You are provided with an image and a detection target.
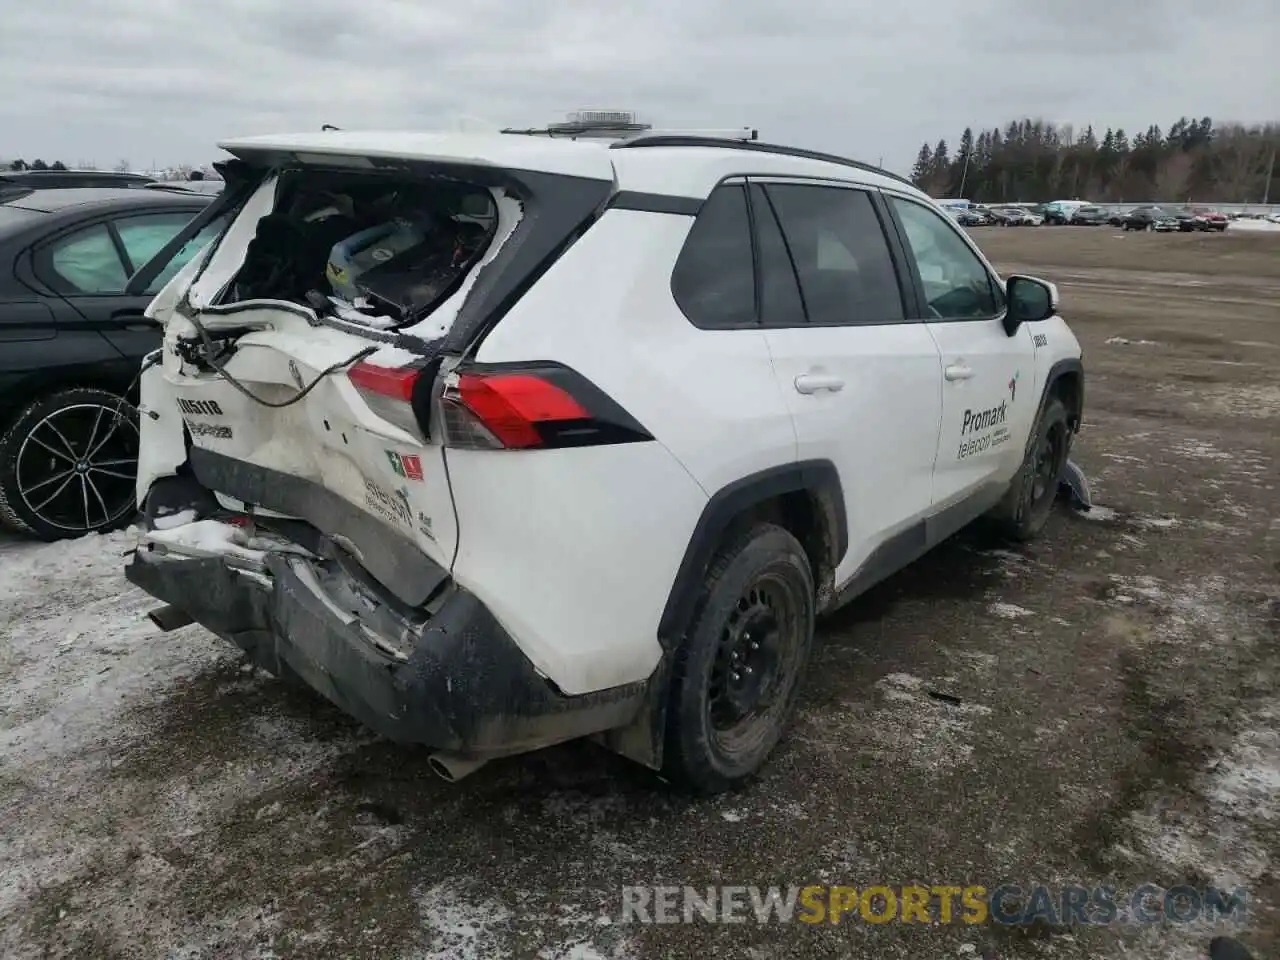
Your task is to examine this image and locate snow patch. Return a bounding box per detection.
[1078,505,1118,521]
[413,884,513,960]
[857,673,993,772]
[988,602,1033,619]
[152,508,197,530]
[1105,336,1159,346]
[1227,218,1280,232]
[0,532,230,767]
[1171,439,1233,461]
[1209,719,1280,821]
[1133,514,1181,530]
[1114,688,1278,949]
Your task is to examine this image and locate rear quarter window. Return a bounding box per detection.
[670,183,756,329]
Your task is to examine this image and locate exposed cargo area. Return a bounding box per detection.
[209,170,501,332]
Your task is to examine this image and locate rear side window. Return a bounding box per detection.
[141,215,229,295]
[45,224,129,294]
[670,184,756,329]
[114,211,198,273]
[762,183,905,325]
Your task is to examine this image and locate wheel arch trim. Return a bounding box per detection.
[656,459,847,649]
[1027,358,1083,455]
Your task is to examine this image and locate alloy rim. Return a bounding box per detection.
[15,403,139,532]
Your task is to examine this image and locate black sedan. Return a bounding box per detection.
[1121,206,1183,232]
[948,208,989,227]
[1070,205,1111,226]
[0,188,220,540]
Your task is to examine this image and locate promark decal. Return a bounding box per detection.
[956,373,1018,461]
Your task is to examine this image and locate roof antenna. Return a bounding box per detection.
[321,124,341,132]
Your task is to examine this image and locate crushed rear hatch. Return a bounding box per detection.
[144,134,617,603]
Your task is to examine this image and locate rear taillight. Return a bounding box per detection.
[347,360,426,439]
[439,364,652,451]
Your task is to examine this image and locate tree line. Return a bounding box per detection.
[7,159,71,171]
[909,117,1279,204]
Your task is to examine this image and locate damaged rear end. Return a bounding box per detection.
[126,133,649,772]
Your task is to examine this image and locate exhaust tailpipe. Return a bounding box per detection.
[147,604,195,632]
[428,752,488,783]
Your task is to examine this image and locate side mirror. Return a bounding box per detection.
[1003,275,1058,335]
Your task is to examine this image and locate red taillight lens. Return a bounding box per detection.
[347,361,425,438]
[448,372,588,449]
[348,361,419,401]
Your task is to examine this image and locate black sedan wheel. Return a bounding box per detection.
[0,387,140,541]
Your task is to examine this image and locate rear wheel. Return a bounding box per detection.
[0,387,140,541]
[663,524,815,794]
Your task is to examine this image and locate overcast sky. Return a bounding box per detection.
[3,0,1277,175]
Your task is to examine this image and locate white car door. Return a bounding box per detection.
[884,193,1037,528]
[751,179,944,586]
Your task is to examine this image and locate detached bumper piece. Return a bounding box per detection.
[125,549,644,759]
[1059,458,1093,510]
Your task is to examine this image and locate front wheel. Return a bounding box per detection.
[0,387,140,540]
[662,524,815,794]
[988,397,1071,542]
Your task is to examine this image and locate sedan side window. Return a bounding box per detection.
[115,212,195,272]
[890,197,1003,321]
[45,224,129,294]
[140,215,228,295]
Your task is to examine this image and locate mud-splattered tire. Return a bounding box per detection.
[0,387,140,541]
[662,524,815,795]
[989,397,1071,542]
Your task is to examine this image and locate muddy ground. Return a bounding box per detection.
[2,226,1278,959]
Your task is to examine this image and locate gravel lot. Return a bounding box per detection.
[2,226,1278,960]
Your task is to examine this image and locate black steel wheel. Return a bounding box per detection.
[663,523,814,794]
[0,387,140,541]
[988,396,1071,542]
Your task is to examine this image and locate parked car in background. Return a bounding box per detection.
[990,207,1040,226]
[1070,206,1111,226]
[1121,206,1182,232]
[143,180,225,197]
[0,187,219,539]
[0,169,155,200]
[950,207,989,227]
[1042,200,1088,224]
[1186,207,1228,231]
[1107,209,1129,227]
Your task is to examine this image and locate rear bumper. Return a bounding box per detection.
[125,548,646,758]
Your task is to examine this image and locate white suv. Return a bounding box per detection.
[127,131,1084,793]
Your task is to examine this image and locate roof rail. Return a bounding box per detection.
[609,136,912,187]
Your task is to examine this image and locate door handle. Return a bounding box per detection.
[794,373,845,394]
[944,364,974,381]
[110,309,156,331]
